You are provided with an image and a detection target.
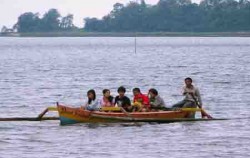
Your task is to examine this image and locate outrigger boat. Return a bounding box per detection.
[56,103,213,125]
[0,103,225,125]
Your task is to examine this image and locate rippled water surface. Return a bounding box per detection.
[0,37,250,158]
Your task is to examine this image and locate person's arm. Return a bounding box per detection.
[81,101,88,109]
[126,97,131,106]
[114,96,118,105]
[142,95,150,105]
[150,98,160,107]
[99,98,105,107]
[151,96,166,107]
[195,88,202,107]
[111,97,115,106]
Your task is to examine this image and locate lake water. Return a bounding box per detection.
[0,37,250,158]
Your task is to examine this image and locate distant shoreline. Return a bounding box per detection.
[1,32,250,37]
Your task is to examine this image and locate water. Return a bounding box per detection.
[0,37,249,158]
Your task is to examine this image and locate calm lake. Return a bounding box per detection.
[0,37,250,158]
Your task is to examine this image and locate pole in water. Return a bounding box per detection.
[134,33,137,54]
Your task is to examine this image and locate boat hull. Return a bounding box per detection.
[57,104,193,125]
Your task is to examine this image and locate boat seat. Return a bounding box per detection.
[100,107,121,112]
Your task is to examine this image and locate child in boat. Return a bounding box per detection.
[114,86,132,111]
[132,88,150,112]
[83,89,101,111]
[100,89,115,107]
[148,88,167,111]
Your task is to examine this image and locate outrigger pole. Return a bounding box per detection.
[0,117,59,121]
[0,107,59,121]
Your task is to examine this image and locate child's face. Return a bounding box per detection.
[118,91,125,97]
[149,92,156,98]
[104,91,110,98]
[133,91,139,96]
[88,93,94,99]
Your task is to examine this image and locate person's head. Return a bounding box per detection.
[148,88,158,98]
[117,86,126,97]
[87,89,96,104]
[133,88,141,96]
[185,77,193,87]
[103,89,111,98]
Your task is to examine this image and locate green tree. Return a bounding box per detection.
[60,14,75,30]
[15,12,41,32]
[84,18,104,32]
[40,9,61,32]
[1,26,8,32]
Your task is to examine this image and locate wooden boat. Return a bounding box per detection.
[57,104,206,125]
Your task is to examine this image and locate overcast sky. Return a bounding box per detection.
[0,0,201,29]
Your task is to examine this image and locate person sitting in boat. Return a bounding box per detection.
[172,77,202,117]
[148,88,167,111]
[100,89,115,107]
[83,89,101,111]
[132,88,150,112]
[114,86,132,111]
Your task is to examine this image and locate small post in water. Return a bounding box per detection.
[134,33,137,54]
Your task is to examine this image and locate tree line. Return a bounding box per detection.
[10,9,77,33]
[3,0,250,33]
[85,0,250,32]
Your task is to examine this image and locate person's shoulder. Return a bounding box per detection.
[182,86,187,91]
[143,94,149,99]
[156,95,163,100]
[193,85,199,90]
[96,97,103,102]
[115,96,119,99]
[124,95,130,100]
[122,95,128,98]
[141,93,147,97]
[156,95,162,98]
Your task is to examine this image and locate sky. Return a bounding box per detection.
[0,0,201,29]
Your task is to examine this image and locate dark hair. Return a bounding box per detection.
[102,89,110,94]
[149,88,158,95]
[87,89,96,104]
[117,86,126,93]
[103,89,113,103]
[133,88,141,93]
[185,77,193,82]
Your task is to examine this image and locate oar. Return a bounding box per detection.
[190,93,213,119]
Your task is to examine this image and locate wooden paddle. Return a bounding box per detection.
[190,93,213,119]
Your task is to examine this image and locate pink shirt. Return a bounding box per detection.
[100,97,115,107]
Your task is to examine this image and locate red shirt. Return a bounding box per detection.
[133,93,150,107]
